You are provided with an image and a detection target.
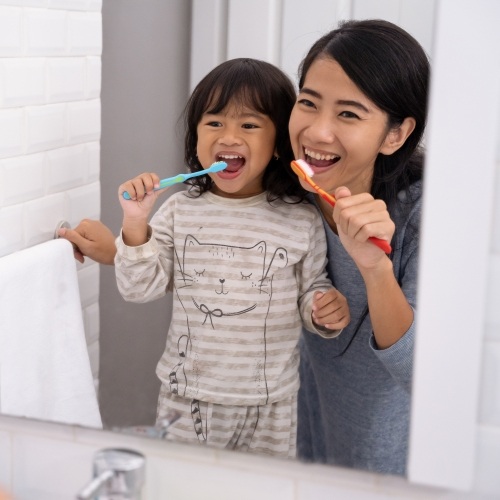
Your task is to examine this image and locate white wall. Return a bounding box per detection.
[0,1,102,385]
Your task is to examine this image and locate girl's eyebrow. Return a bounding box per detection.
[299,87,370,113]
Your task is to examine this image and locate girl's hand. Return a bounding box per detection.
[118,172,165,220]
[118,172,168,246]
[332,186,395,269]
[312,289,350,331]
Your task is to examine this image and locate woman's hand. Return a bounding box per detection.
[332,186,395,269]
[58,219,117,265]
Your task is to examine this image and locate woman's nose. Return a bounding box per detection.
[305,114,336,144]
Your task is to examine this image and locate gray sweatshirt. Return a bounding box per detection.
[297,181,422,476]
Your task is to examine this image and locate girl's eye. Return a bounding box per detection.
[240,272,252,280]
[206,121,222,127]
[339,110,360,119]
[242,123,258,129]
[297,98,315,108]
[194,269,205,276]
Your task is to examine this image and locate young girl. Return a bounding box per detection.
[114,58,349,458]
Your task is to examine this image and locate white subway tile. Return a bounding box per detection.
[0,431,12,488]
[0,204,24,257]
[87,0,102,13]
[0,7,23,57]
[11,434,95,500]
[24,8,67,56]
[23,192,66,247]
[76,256,99,307]
[47,57,86,103]
[65,180,100,223]
[0,153,46,205]
[46,144,87,193]
[0,108,24,159]
[49,0,88,10]
[85,56,101,98]
[474,425,500,497]
[86,141,99,182]
[67,99,100,145]
[18,1,49,7]
[83,298,99,344]
[1,58,46,107]
[68,11,102,55]
[26,103,66,154]
[478,341,500,426]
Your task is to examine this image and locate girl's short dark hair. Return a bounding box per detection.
[298,19,430,206]
[184,58,305,202]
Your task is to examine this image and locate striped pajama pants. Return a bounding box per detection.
[156,385,297,458]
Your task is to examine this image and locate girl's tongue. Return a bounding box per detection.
[220,157,245,172]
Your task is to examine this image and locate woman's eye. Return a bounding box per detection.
[240,272,252,280]
[339,110,360,119]
[297,98,315,108]
[194,269,205,276]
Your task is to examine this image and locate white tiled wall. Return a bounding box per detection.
[0,1,101,388]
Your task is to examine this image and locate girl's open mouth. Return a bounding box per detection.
[216,154,245,178]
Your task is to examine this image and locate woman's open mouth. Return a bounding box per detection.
[304,148,340,172]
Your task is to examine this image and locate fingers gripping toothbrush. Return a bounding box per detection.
[122,161,228,200]
[290,159,392,254]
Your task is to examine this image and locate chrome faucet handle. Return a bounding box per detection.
[77,448,145,500]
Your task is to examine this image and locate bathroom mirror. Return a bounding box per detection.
[1,0,493,491]
[97,0,437,432]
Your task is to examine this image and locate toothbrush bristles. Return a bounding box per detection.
[293,159,314,177]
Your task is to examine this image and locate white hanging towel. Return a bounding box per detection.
[0,238,102,428]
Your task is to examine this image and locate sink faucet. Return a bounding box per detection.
[76,448,146,500]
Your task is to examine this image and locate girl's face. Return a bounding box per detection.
[289,57,394,196]
[196,100,276,198]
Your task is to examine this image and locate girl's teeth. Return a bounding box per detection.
[219,154,242,159]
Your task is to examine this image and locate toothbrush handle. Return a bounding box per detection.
[368,237,392,254]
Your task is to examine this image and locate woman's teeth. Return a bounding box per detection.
[304,148,338,161]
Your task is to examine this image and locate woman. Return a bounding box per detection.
[59,19,429,476]
[290,19,429,475]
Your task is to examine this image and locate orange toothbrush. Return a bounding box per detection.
[291,159,392,254]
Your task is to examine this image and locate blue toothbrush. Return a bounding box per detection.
[122,161,228,200]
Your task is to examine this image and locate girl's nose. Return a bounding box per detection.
[218,127,243,146]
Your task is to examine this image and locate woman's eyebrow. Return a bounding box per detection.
[337,99,370,113]
[299,87,370,113]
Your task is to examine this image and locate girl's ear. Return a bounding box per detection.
[380,117,416,155]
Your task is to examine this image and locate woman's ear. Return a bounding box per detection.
[380,117,416,155]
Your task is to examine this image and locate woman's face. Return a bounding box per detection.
[289,57,393,196]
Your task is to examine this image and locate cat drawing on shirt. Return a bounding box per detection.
[168,234,288,400]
